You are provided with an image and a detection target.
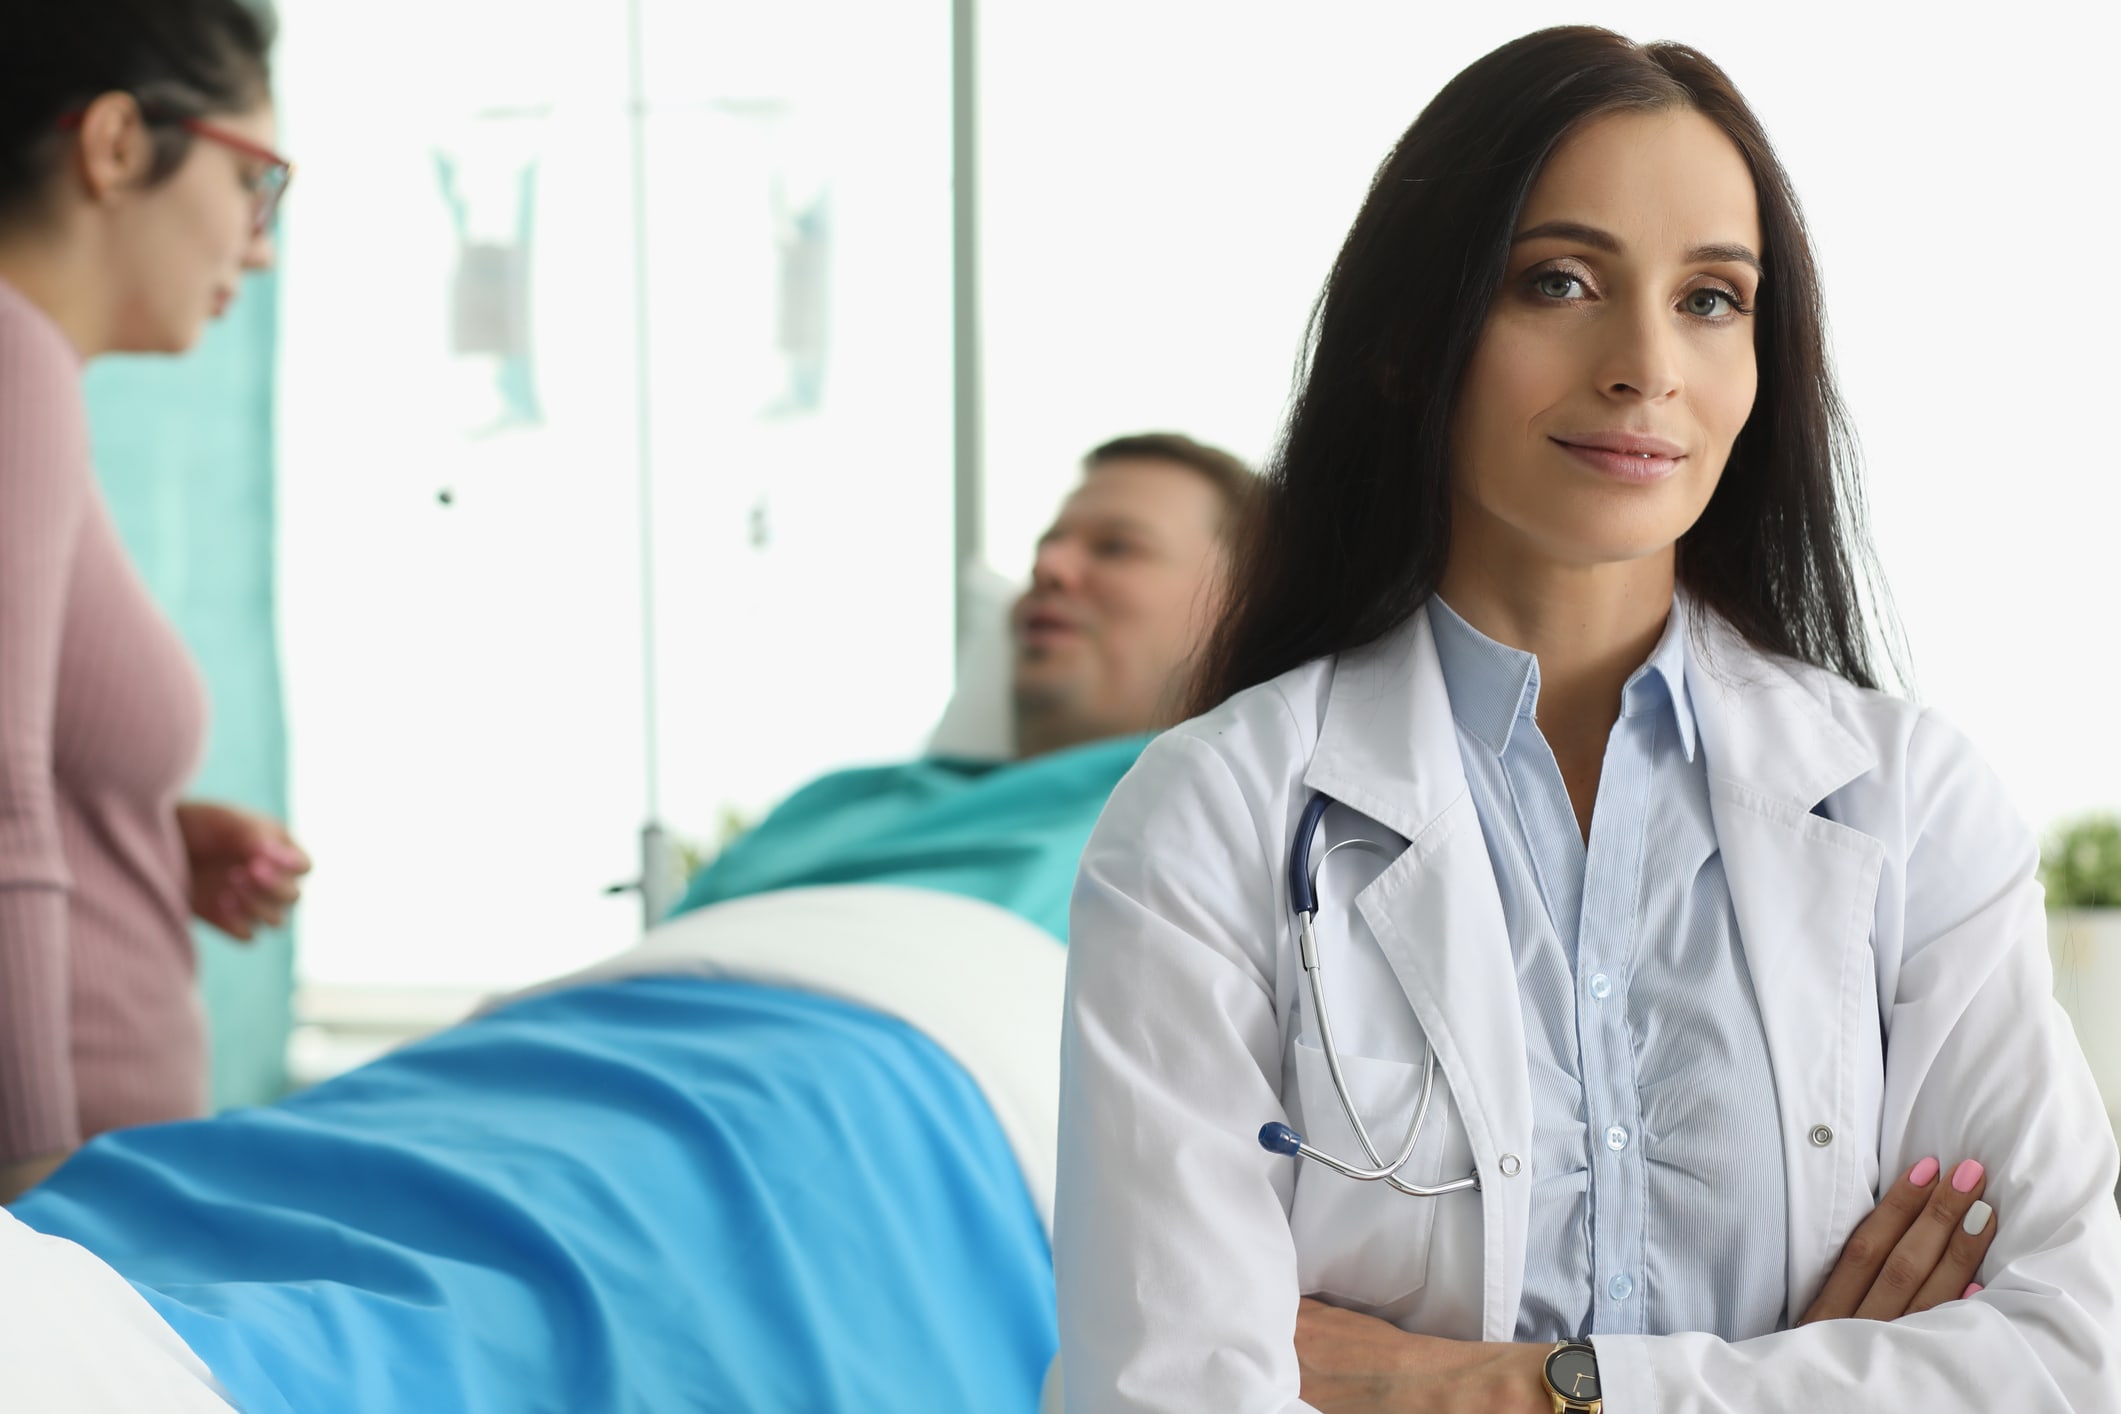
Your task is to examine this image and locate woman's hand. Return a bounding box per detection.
[1799,1155,1997,1322]
[1295,1298,1550,1413]
[176,800,311,942]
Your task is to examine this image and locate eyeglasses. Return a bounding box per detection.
[57,106,294,236]
[181,117,293,236]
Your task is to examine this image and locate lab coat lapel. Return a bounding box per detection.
[1303,603,1534,1341]
[1685,606,1886,1312]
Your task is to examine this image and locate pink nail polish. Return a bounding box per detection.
[1962,1282,1983,1299]
[1952,1159,1984,1193]
[1908,1156,1940,1187]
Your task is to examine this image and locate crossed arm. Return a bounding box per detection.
[1293,1151,2004,1410]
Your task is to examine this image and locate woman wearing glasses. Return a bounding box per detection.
[0,0,306,1203]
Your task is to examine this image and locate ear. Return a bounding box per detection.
[70,91,159,202]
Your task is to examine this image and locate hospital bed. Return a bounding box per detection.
[4,883,1068,1413]
[2,573,1083,1412]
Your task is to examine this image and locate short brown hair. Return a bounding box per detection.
[1083,432,1256,541]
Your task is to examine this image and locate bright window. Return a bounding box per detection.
[277,0,951,990]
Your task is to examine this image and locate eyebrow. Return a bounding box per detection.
[1039,515,1160,544]
[1512,220,1763,276]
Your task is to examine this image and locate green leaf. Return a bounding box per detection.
[2042,813,2121,910]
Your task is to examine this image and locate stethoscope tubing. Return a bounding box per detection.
[1258,793,1481,1198]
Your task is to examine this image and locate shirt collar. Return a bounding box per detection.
[1426,594,1539,757]
[1426,592,1698,763]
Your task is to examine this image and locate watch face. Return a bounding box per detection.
[1545,1344,1600,1403]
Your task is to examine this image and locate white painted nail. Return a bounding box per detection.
[1963,1200,1993,1236]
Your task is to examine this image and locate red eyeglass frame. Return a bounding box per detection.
[57,106,294,235]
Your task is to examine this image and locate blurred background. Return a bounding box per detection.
[96,0,2118,1105]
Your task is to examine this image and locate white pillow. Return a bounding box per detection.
[926,561,1022,761]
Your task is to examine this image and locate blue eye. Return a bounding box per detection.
[1533,271,1585,300]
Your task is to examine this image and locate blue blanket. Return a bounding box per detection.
[13,977,1055,1414]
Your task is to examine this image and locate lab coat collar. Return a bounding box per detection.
[1301,602,1462,845]
[1682,602,1878,809]
[1304,591,1879,832]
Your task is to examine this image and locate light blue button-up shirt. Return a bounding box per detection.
[1426,594,1788,1341]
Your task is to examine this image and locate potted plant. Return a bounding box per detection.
[2045,813,2121,1129]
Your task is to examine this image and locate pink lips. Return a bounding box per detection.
[1551,430,1685,484]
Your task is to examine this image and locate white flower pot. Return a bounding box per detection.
[2049,909,2121,1134]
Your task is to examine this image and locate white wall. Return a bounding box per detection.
[978,2,2121,836]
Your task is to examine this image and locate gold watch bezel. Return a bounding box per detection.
[1541,1339,1603,1413]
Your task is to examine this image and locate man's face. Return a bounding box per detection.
[1009,458,1229,750]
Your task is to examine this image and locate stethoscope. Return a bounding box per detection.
[1256,792,1481,1198]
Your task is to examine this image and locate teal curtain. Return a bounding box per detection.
[84,273,291,1110]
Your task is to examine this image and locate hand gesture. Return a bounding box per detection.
[1799,1156,1996,1322]
[176,800,311,942]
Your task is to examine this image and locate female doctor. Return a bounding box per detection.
[1054,25,2121,1414]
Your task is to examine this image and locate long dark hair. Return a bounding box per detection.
[0,0,275,228]
[1190,26,1905,715]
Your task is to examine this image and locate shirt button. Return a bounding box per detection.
[1605,1125,1630,1152]
[1608,1272,1634,1301]
[1588,972,1613,1000]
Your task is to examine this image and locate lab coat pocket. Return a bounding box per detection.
[1287,1037,1449,1308]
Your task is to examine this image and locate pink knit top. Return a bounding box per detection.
[0,277,210,1164]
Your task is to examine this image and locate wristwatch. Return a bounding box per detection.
[1541,1340,1602,1413]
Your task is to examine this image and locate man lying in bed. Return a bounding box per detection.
[672,431,1254,941]
[0,432,1255,1414]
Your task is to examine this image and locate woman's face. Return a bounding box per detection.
[106,101,279,354]
[1447,107,1763,579]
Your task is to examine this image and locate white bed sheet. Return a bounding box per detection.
[0,1206,233,1411]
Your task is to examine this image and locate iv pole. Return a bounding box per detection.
[616,1,980,926]
[952,0,983,647]
[619,0,680,927]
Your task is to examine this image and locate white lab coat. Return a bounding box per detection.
[1056,598,2121,1412]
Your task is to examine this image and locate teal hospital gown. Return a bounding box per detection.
[669,733,1153,942]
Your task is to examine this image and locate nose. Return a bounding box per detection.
[1030,535,1087,593]
[241,227,276,272]
[1598,295,1683,404]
